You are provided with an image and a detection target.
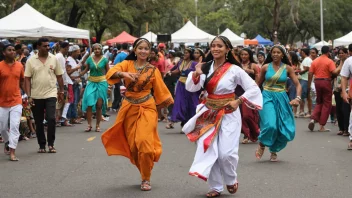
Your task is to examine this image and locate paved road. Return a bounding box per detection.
[0,113,351,198]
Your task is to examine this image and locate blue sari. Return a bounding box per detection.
[258,63,295,152]
[82,56,109,114]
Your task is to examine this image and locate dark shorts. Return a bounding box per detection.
[299,79,308,99]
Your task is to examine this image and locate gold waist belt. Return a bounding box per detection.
[88,75,106,82]
[263,86,285,92]
[125,94,152,104]
[205,93,235,110]
[178,76,187,83]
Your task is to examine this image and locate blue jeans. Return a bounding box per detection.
[67,83,81,119]
[286,78,296,100]
[299,79,308,99]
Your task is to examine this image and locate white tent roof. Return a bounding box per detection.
[172,21,215,43]
[312,40,331,50]
[334,31,352,47]
[141,31,157,42]
[220,28,244,46]
[0,3,89,39]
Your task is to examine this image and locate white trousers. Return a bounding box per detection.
[0,105,23,149]
[62,103,70,119]
[186,110,241,192]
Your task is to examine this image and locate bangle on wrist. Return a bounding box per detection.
[116,72,123,78]
[237,97,243,104]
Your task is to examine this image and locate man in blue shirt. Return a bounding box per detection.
[113,43,129,65]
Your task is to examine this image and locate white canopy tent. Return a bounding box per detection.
[172,21,215,43]
[220,28,244,46]
[312,40,331,50]
[141,31,157,42]
[0,3,89,39]
[334,32,352,47]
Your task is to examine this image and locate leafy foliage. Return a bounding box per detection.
[1,0,351,44]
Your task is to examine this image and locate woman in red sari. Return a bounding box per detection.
[238,48,260,144]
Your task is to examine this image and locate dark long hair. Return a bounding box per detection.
[184,47,195,61]
[239,48,257,64]
[194,48,205,61]
[125,38,151,61]
[201,36,240,75]
[263,45,291,66]
[288,51,299,66]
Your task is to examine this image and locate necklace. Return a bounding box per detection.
[213,61,225,70]
[134,61,147,71]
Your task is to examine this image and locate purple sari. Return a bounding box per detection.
[170,60,200,125]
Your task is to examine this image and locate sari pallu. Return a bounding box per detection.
[182,62,262,192]
[101,60,173,181]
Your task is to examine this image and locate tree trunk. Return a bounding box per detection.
[95,27,106,43]
[11,0,17,12]
[123,20,135,35]
[67,2,85,27]
[272,0,281,44]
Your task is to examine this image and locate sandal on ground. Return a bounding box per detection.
[95,126,101,132]
[342,131,350,136]
[255,145,265,160]
[226,182,239,194]
[4,143,10,155]
[85,126,92,132]
[308,121,315,131]
[304,114,311,118]
[242,138,249,144]
[71,119,83,124]
[48,146,56,153]
[270,152,278,162]
[318,128,330,132]
[31,133,36,138]
[56,123,61,127]
[165,123,174,129]
[348,142,352,150]
[62,121,73,127]
[206,190,221,197]
[337,131,344,135]
[10,156,19,161]
[37,148,46,153]
[141,180,151,191]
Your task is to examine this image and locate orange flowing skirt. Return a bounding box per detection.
[101,98,162,180]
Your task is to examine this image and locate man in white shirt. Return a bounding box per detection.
[55,42,72,126]
[66,45,83,124]
[299,48,313,117]
[340,44,352,150]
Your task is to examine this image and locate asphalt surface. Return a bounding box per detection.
[0,113,351,198]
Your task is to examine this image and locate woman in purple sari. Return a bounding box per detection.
[165,48,200,130]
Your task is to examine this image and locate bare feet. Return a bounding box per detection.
[318,126,330,132]
[348,141,352,150]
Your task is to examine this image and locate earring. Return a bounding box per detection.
[135,54,137,57]
[226,53,228,60]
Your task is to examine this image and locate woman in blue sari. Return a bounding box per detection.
[80,43,109,132]
[256,45,302,162]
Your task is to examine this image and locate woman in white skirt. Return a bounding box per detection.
[182,36,262,197]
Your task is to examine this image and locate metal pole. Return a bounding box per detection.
[195,0,198,27]
[320,0,324,43]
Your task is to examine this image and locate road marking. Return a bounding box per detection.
[87,136,96,142]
